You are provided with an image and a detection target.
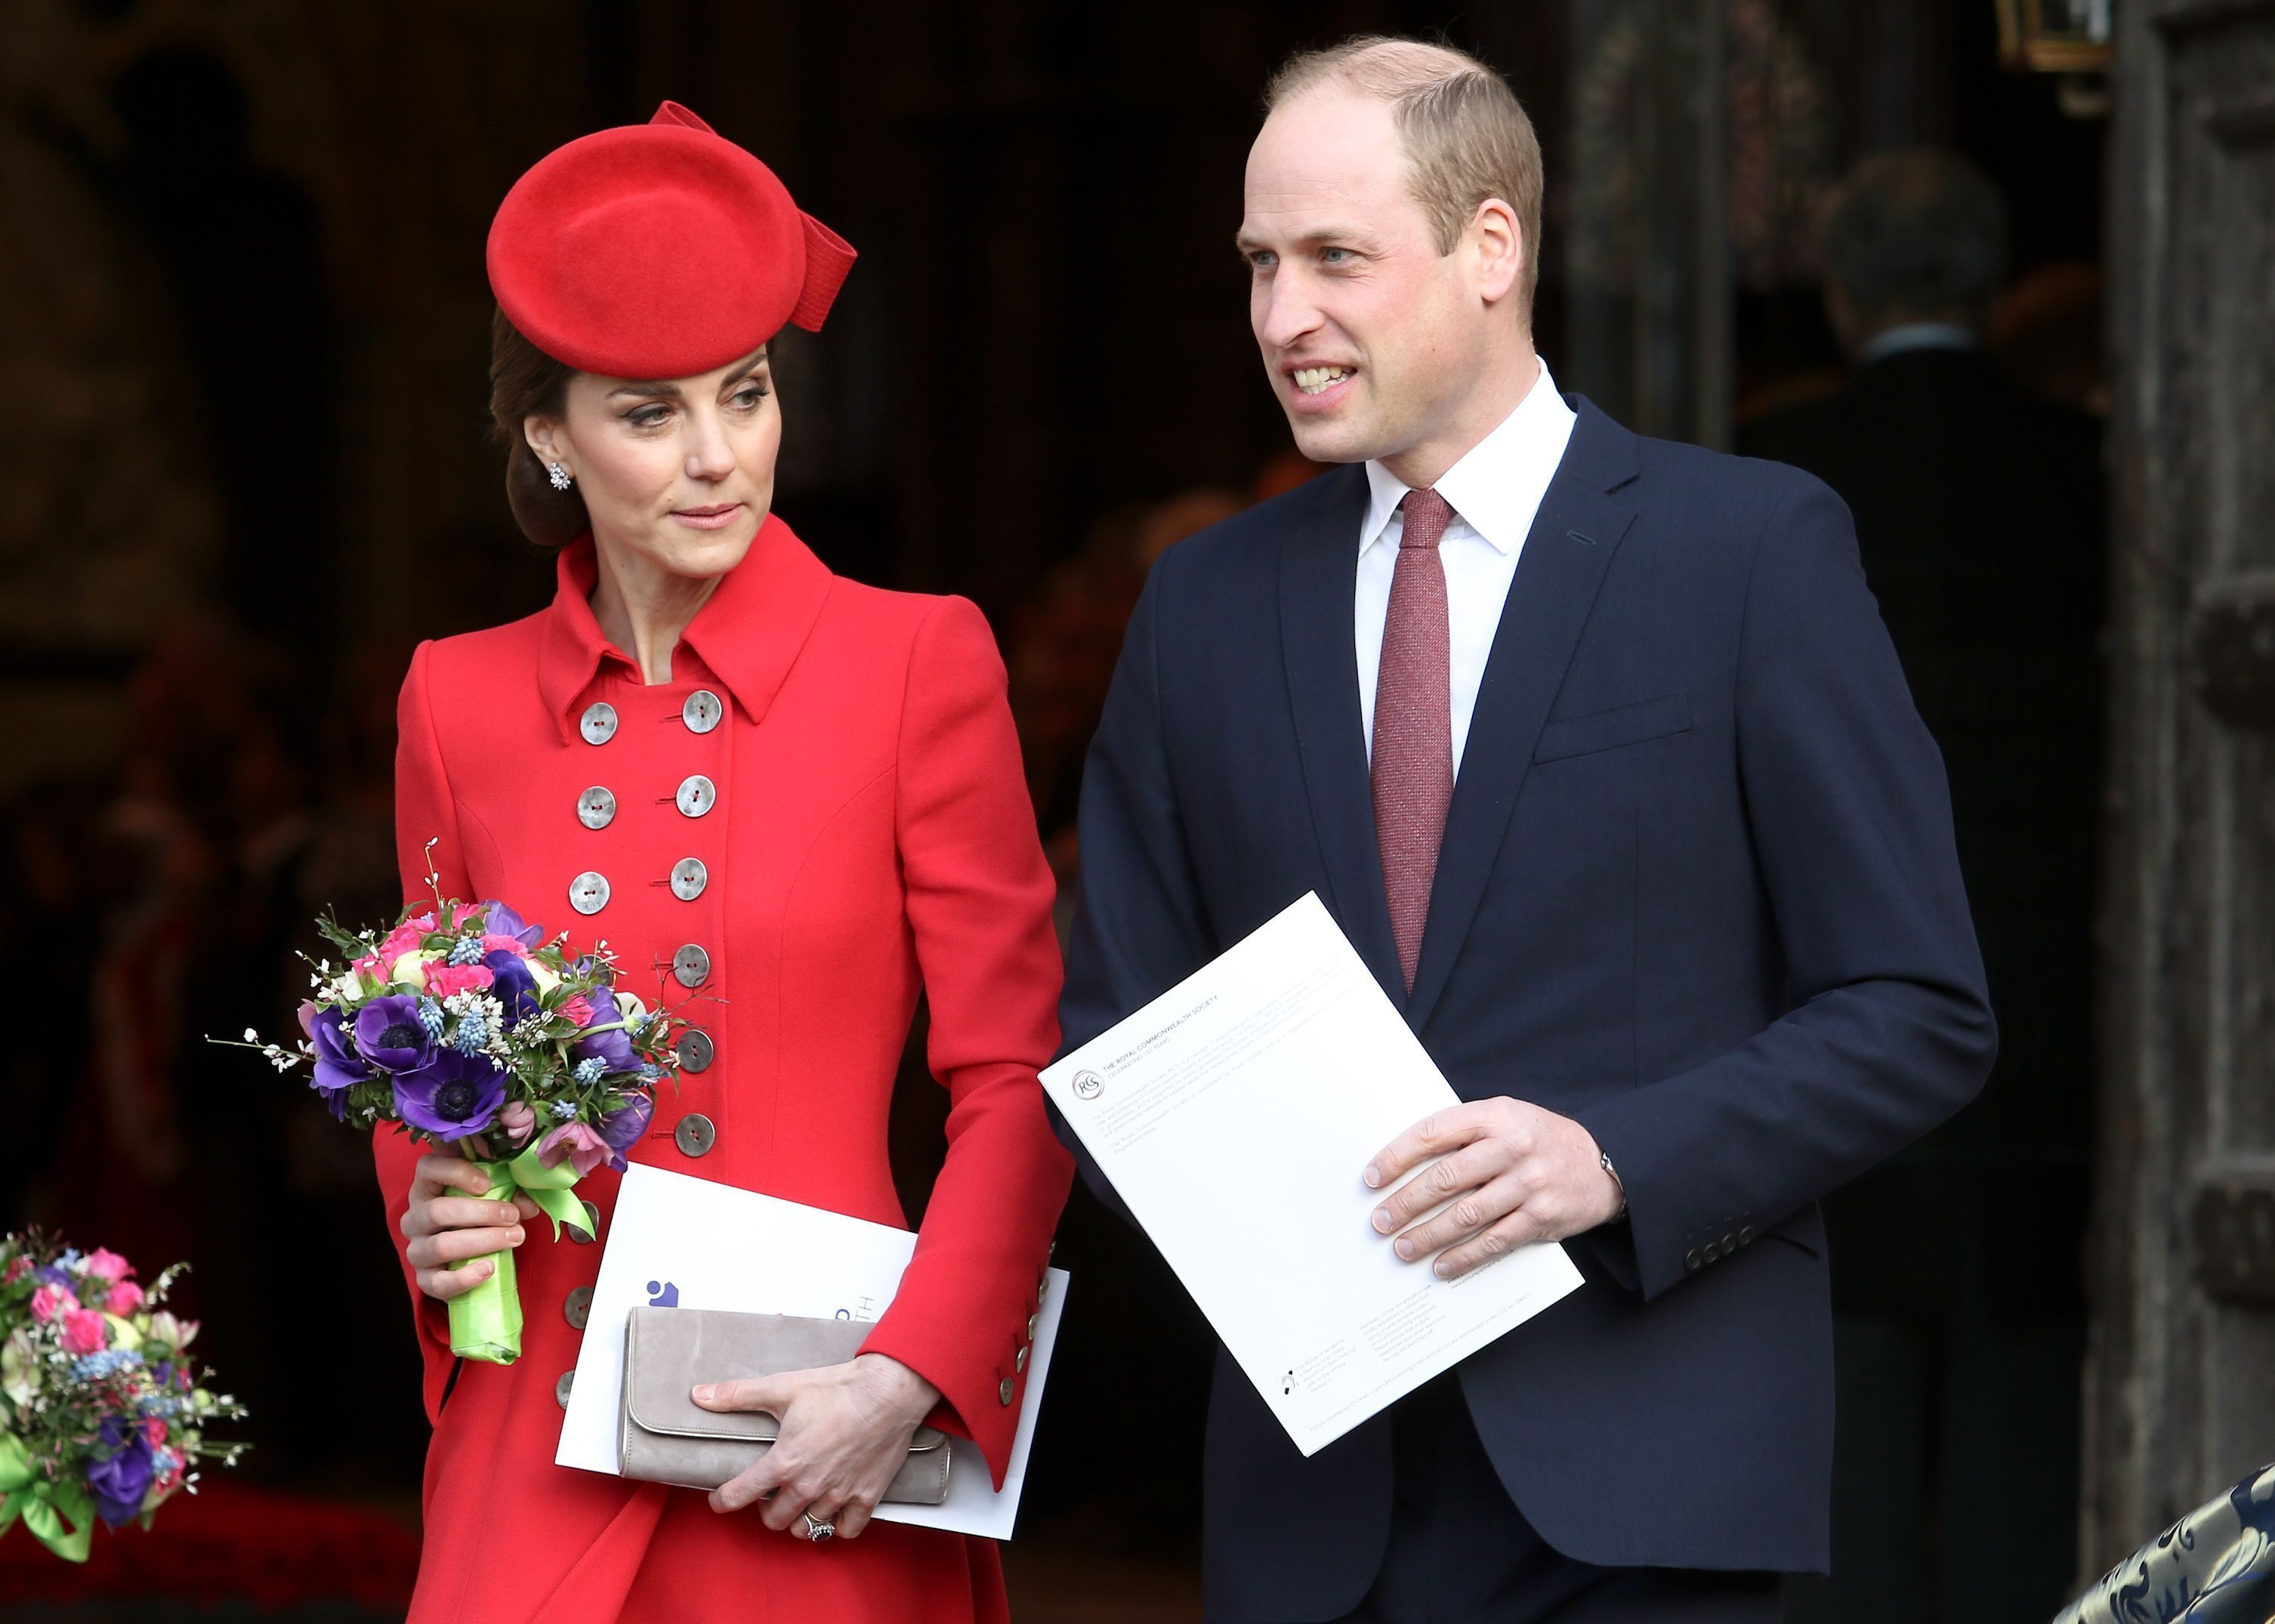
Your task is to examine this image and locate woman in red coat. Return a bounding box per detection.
[375,103,1074,1624]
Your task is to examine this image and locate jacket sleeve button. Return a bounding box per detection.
[1684,1248,1702,1272]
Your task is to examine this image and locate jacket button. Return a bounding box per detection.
[670,857,708,900]
[1037,1280,1048,1306]
[577,786,617,829]
[671,944,712,988]
[999,1377,1015,1406]
[579,702,618,745]
[677,1028,715,1073]
[674,1113,718,1157]
[1684,1248,1702,1272]
[1027,1313,1039,1339]
[1721,1233,1738,1255]
[568,1199,601,1244]
[564,1286,594,1330]
[556,1370,576,1408]
[568,872,610,915]
[1015,1345,1029,1372]
[682,690,724,733]
[675,774,717,817]
[1739,1226,1755,1246]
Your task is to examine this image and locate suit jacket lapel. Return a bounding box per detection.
[1405,399,1644,1031]
[1278,465,1406,1004]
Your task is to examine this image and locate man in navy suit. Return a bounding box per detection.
[1058,35,1997,1624]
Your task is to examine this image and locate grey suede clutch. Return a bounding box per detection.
[619,1305,953,1503]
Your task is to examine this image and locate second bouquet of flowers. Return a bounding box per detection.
[235,854,685,1364]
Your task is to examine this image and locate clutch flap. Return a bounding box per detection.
[622,1305,947,1453]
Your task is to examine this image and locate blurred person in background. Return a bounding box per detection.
[377,102,1070,1624]
[1739,150,2104,1616]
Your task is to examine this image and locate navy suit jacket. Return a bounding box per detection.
[1057,398,1996,1619]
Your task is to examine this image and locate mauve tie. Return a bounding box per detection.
[1372,488,1456,992]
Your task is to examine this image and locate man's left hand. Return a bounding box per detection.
[1363,1098,1624,1279]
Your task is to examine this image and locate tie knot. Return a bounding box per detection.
[1399,488,1455,550]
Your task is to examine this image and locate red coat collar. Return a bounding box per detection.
[534,514,835,746]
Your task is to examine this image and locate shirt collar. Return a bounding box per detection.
[535,512,836,746]
[1360,358,1575,557]
[1855,321,1980,367]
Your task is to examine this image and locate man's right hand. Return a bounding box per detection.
[400,1151,539,1301]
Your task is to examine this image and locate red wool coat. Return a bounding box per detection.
[375,520,1074,1624]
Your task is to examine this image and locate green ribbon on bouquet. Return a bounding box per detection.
[446,1144,593,1365]
[0,1431,94,1562]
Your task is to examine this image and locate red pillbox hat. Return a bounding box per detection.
[486,100,855,378]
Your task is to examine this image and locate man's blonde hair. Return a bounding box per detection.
[1265,36,1545,315]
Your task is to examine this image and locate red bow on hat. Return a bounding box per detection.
[487,100,857,379]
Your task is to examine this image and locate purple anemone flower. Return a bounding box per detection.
[300,1003,367,1120]
[87,1416,154,1527]
[483,949,543,1025]
[353,993,434,1073]
[484,900,544,950]
[571,987,637,1076]
[394,1048,506,1141]
[597,1092,654,1171]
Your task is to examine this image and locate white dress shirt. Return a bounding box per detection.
[1357,359,1578,777]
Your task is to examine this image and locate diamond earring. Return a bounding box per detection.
[548,462,573,492]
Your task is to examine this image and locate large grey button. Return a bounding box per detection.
[674,1113,718,1157]
[675,775,717,818]
[555,1370,576,1408]
[670,857,708,900]
[683,690,724,733]
[677,1028,715,1073]
[1027,1313,1039,1339]
[1684,1248,1703,1273]
[564,1286,594,1330]
[1016,1345,1029,1372]
[568,1199,600,1244]
[998,1377,1016,1406]
[579,702,619,745]
[569,871,610,915]
[672,943,712,988]
[577,786,617,829]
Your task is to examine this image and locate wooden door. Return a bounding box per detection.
[2088,0,2275,1576]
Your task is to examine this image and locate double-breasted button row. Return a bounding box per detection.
[674,775,715,817]
[584,693,723,743]
[677,1028,715,1073]
[566,860,708,914]
[672,944,711,988]
[577,786,617,829]
[564,1285,594,1330]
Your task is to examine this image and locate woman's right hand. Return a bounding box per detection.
[401,1150,541,1301]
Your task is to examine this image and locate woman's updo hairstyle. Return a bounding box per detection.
[488,308,586,546]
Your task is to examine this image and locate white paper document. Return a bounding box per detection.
[1042,892,1582,1456]
[555,1163,1069,1539]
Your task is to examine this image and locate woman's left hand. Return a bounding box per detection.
[693,1354,941,1542]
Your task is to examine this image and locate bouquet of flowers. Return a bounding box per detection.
[224,851,684,1364]
[0,1231,245,1562]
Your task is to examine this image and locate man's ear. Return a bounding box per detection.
[1471,196,1523,306]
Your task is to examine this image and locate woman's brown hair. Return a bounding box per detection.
[488,308,588,545]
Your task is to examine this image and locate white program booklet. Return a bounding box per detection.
[554,1162,1069,1539]
[1042,892,1582,1457]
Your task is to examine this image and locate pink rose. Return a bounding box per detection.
[60,1309,109,1355]
[106,1280,145,1316]
[558,996,595,1028]
[377,924,428,965]
[29,1284,76,1323]
[82,1247,134,1284]
[144,1416,168,1450]
[536,1122,613,1178]
[423,963,495,999]
[480,933,529,959]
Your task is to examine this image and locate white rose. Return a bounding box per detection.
[391,948,439,990]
